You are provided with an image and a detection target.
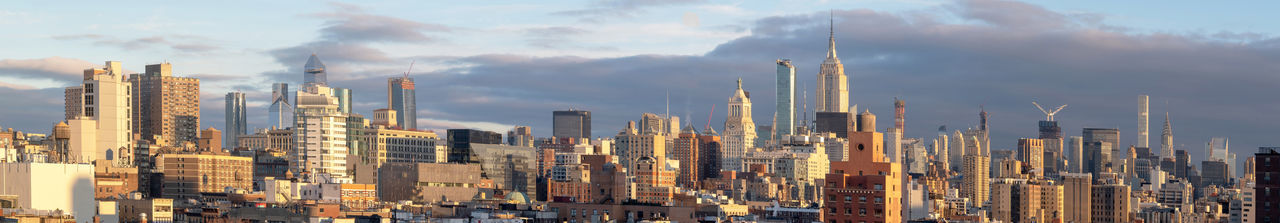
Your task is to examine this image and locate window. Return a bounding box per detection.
[84,84,93,93]
[859,196,866,203]
[874,184,884,190]
[875,197,883,204]
[859,208,866,216]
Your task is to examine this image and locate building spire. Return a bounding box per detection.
[826,10,838,60]
[737,77,742,89]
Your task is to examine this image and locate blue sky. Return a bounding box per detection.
[2,0,1279,168]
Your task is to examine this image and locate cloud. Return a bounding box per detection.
[555,0,707,22]
[50,34,222,53]
[0,57,97,82]
[522,26,616,50]
[307,3,451,43]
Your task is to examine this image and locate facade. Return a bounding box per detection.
[387,76,417,130]
[157,154,253,199]
[615,122,667,174]
[815,20,848,113]
[1083,128,1120,175]
[0,162,96,222]
[697,131,722,181]
[723,79,756,172]
[672,127,700,188]
[445,129,503,163]
[1257,147,1280,222]
[294,85,351,183]
[508,126,534,147]
[376,162,489,203]
[1062,173,1092,223]
[114,198,175,223]
[349,127,442,177]
[469,144,539,199]
[775,59,795,139]
[65,61,133,163]
[814,112,849,138]
[269,83,292,129]
[961,154,990,207]
[1018,138,1045,176]
[1138,95,1149,148]
[824,116,903,223]
[225,92,247,149]
[130,63,201,147]
[990,178,1064,223]
[553,110,591,139]
[1091,183,1131,223]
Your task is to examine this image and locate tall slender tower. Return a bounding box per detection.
[776,59,796,139]
[723,78,756,172]
[224,92,247,149]
[894,98,905,131]
[388,77,417,130]
[269,83,293,129]
[303,54,327,87]
[815,13,849,113]
[1138,95,1149,148]
[1161,112,1173,159]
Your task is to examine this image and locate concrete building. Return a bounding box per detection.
[114,197,174,223]
[775,59,796,139]
[1252,147,1279,222]
[722,79,755,172]
[129,63,201,147]
[269,83,292,129]
[824,112,903,223]
[507,126,534,147]
[1062,173,1092,223]
[349,128,442,184]
[225,92,247,149]
[294,85,351,183]
[632,157,676,205]
[615,122,667,174]
[553,110,591,139]
[64,61,133,163]
[0,162,96,222]
[377,162,490,203]
[961,154,989,207]
[1018,138,1045,176]
[157,153,253,199]
[672,126,700,188]
[197,128,221,152]
[388,76,417,130]
[990,178,1064,223]
[815,18,848,113]
[1091,183,1131,223]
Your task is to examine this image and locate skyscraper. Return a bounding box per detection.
[1083,128,1120,174]
[304,54,327,86]
[815,15,849,113]
[130,63,201,146]
[224,92,247,149]
[293,85,350,183]
[1256,147,1280,222]
[722,78,755,172]
[388,77,417,130]
[1161,112,1174,159]
[269,83,292,129]
[1138,95,1149,148]
[64,61,133,163]
[553,110,591,139]
[1018,138,1045,176]
[894,98,905,130]
[775,59,795,139]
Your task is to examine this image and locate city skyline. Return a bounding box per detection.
[1,0,1278,166]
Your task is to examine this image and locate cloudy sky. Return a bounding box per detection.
[1,0,1278,167]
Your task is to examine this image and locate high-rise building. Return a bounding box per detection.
[445,129,503,163]
[1175,149,1189,179]
[673,126,700,188]
[697,130,722,181]
[1161,112,1174,159]
[1018,138,1045,176]
[225,92,247,149]
[507,126,534,147]
[304,54,327,86]
[616,121,667,174]
[814,112,849,138]
[1138,95,1149,148]
[1083,128,1119,175]
[1062,173,1092,223]
[64,61,133,163]
[815,16,849,113]
[825,114,902,223]
[961,154,990,207]
[775,59,795,139]
[1091,183,1131,223]
[723,78,756,172]
[269,83,293,129]
[894,98,905,131]
[388,76,417,130]
[293,85,351,183]
[1255,147,1280,222]
[157,153,253,199]
[990,179,1064,223]
[553,110,591,139]
[129,63,201,146]
[1068,136,1084,173]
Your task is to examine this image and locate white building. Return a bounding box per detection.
[294,85,351,183]
[0,162,96,221]
[64,61,133,164]
[722,79,755,172]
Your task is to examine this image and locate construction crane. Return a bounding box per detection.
[1032,102,1067,121]
[403,60,416,78]
[705,104,716,131]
